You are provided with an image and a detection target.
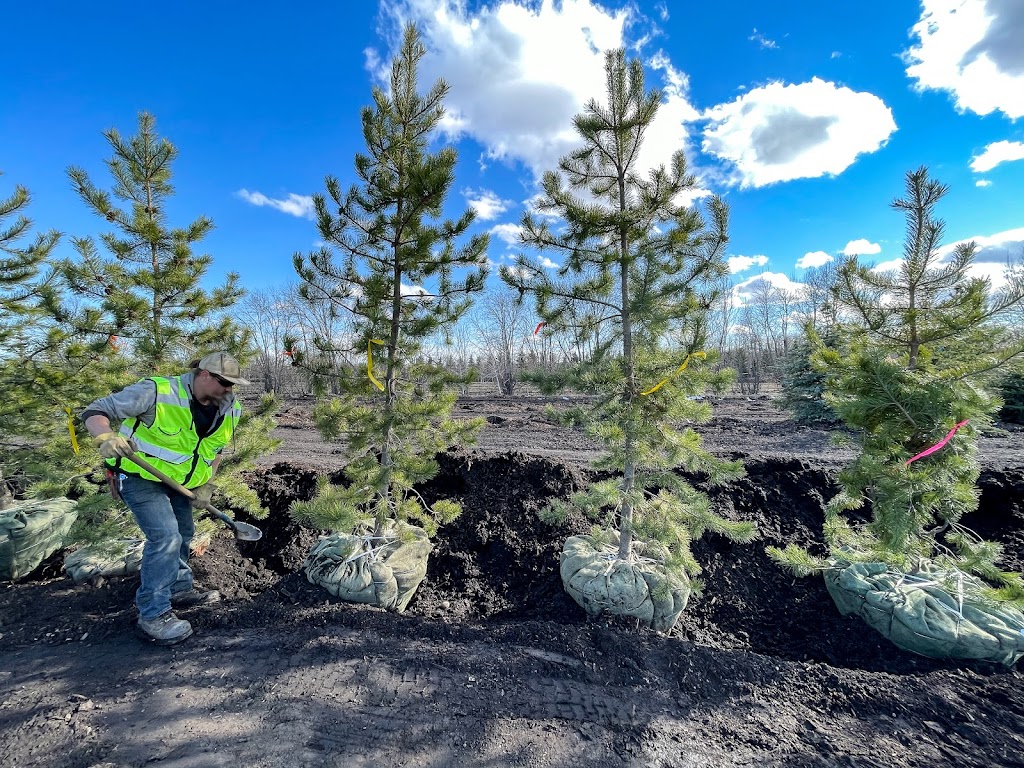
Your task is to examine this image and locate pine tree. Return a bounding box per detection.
[290,24,487,541]
[0,174,67,507]
[502,49,753,626]
[45,113,277,533]
[57,112,245,372]
[0,174,59,346]
[770,168,1024,601]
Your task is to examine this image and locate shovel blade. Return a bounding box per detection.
[232,521,263,542]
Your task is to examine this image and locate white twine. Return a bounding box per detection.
[888,571,966,621]
[342,534,396,565]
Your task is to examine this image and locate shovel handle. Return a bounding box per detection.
[125,453,240,532]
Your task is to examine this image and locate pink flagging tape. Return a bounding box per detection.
[905,420,970,465]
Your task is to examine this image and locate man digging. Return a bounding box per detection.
[82,351,248,645]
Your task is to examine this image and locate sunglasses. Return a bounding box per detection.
[210,372,234,388]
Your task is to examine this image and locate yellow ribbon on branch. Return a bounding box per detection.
[640,351,706,396]
[65,406,80,454]
[367,339,386,391]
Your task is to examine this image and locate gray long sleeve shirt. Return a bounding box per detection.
[82,371,236,439]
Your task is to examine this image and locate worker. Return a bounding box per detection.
[82,351,249,645]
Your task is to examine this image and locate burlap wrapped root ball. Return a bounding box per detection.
[825,559,1024,666]
[0,498,78,580]
[64,539,144,584]
[303,520,432,612]
[560,533,690,632]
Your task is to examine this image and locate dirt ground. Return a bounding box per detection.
[2,393,1024,768]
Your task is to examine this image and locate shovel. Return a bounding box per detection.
[125,454,263,542]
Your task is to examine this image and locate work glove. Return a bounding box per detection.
[189,483,216,509]
[94,432,137,459]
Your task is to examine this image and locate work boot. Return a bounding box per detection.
[171,588,222,608]
[137,611,193,646]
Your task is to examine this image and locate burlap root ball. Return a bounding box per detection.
[560,533,690,632]
[825,559,1024,667]
[304,520,432,612]
[64,538,145,584]
[0,498,78,580]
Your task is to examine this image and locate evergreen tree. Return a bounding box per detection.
[0,174,72,508]
[0,174,58,345]
[46,113,277,533]
[778,334,841,426]
[770,168,1024,600]
[502,49,753,621]
[997,371,1024,424]
[290,24,487,540]
[56,112,245,372]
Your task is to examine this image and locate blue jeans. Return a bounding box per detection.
[117,472,195,620]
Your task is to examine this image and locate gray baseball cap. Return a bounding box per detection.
[196,351,251,386]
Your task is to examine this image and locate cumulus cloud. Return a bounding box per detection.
[701,78,896,187]
[465,188,513,220]
[236,189,314,219]
[375,0,698,183]
[489,223,523,246]
[870,227,1024,289]
[732,272,806,306]
[539,256,560,269]
[976,179,993,187]
[842,239,881,256]
[970,140,1024,172]
[796,251,833,269]
[727,254,769,273]
[905,0,1024,119]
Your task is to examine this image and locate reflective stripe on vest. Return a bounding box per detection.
[110,375,238,488]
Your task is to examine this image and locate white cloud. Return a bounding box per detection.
[905,0,1024,119]
[465,188,512,220]
[401,283,430,298]
[489,223,523,246]
[976,179,993,187]
[236,189,314,219]
[376,0,698,184]
[748,28,778,50]
[727,254,769,273]
[701,78,896,187]
[842,239,881,256]
[970,140,1024,172]
[732,272,806,307]
[869,227,1024,289]
[796,251,834,269]
[539,256,560,269]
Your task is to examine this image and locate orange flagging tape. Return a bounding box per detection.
[905,420,969,465]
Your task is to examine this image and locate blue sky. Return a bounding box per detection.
[3,0,1023,307]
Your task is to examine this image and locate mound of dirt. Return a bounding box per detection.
[3,416,1024,766]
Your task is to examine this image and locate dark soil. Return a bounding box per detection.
[2,395,1023,767]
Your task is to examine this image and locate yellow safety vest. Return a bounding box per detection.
[109,375,240,488]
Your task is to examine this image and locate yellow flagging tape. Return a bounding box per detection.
[65,406,80,454]
[367,339,386,391]
[640,351,706,396]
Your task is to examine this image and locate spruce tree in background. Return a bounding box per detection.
[502,49,753,631]
[290,24,487,558]
[771,167,1024,602]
